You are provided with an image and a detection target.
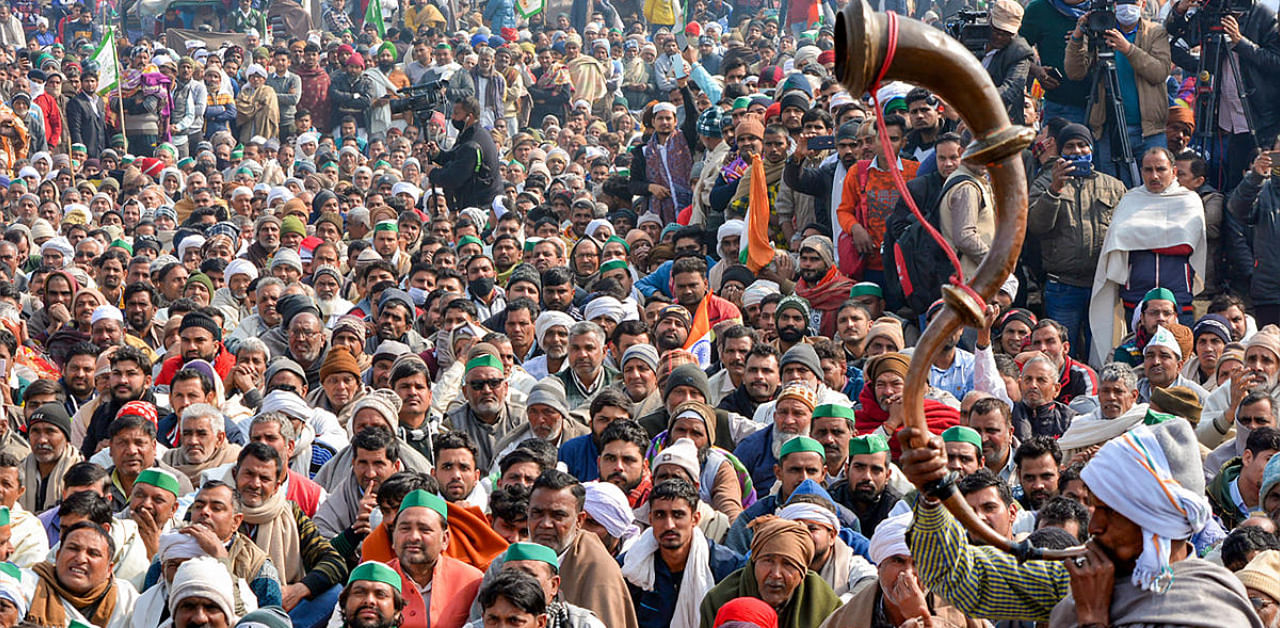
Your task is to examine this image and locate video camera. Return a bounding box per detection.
[1085,0,1117,39]
[945,10,991,56]
[1198,0,1254,24]
[390,79,449,118]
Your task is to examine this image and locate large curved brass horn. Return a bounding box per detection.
[834,1,1084,561]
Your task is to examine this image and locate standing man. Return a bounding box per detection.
[268,48,302,141]
[66,63,107,157]
[427,97,502,211]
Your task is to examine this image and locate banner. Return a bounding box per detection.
[516,0,545,18]
[364,0,385,38]
[739,154,774,272]
[683,298,712,368]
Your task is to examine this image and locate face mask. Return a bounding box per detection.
[452,118,467,131]
[469,276,495,297]
[1116,4,1141,26]
[408,286,428,305]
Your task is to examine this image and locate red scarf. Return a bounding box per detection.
[628,475,653,509]
[794,265,855,337]
[855,385,961,460]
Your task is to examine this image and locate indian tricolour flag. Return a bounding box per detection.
[739,154,774,271]
[683,296,712,368]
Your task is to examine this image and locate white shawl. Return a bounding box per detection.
[620,526,712,628]
[1088,181,1206,367]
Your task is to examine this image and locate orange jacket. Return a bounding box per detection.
[390,555,483,628]
[835,158,920,271]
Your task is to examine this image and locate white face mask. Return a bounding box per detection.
[1116,4,1142,26]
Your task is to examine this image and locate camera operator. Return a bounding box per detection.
[1166,0,1280,191]
[1064,0,1172,187]
[424,96,502,211]
[1022,0,1093,124]
[984,0,1037,126]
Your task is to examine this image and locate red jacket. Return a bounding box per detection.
[855,384,960,460]
[390,556,483,628]
[154,343,236,386]
[286,469,324,517]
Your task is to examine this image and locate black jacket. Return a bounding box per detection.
[829,479,900,537]
[717,384,769,426]
[66,91,108,156]
[327,69,374,128]
[429,123,502,212]
[1227,171,1280,304]
[986,36,1036,125]
[783,157,841,235]
[1166,3,1280,141]
[1011,400,1077,441]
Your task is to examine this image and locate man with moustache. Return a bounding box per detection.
[79,346,158,458]
[232,443,347,624]
[338,562,406,628]
[653,305,692,354]
[388,489,483,627]
[20,403,83,513]
[707,326,754,406]
[829,434,900,536]
[120,467,183,559]
[105,409,194,513]
[432,432,486,507]
[1200,326,1280,450]
[719,345,782,421]
[163,404,243,487]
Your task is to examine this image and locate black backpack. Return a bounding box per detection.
[891,172,982,315]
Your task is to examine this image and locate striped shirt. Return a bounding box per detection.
[909,497,1070,622]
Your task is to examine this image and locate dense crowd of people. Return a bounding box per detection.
[0,0,1269,625]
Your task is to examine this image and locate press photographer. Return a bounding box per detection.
[983,0,1036,125]
[424,96,503,211]
[1064,0,1172,186]
[1166,0,1280,190]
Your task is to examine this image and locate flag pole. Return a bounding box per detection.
[112,31,127,153]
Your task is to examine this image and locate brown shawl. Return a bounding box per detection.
[559,530,639,628]
[26,560,119,628]
[731,153,786,204]
[234,83,279,145]
[19,445,83,513]
[162,442,242,486]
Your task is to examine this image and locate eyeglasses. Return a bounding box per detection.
[1251,597,1275,612]
[468,378,504,391]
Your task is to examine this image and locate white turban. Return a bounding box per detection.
[157,531,207,562]
[260,390,314,422]
[169,556,238,623]
[39,237,73,267]
[741,279,781,308]
[245,63,268,79]
[652,102,677,115]
[585,218,613,240]
[178,235,206,260]
[1081,425,1210,592]
[90,305,123,326]
[535,311,575,347]
[778,501,839,532]
[717,219,745,245]
[583,481,642,543]
[225,259,259,282]
[868,512,913,564]
[266,186,294,207]
[583,296,626,324]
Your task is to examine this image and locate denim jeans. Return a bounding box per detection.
[1045,280,1093,361]
[1041,100,1088,126]
[290,583,344,628]
[1094,122,1168,187]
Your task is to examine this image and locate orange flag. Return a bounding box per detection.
[740,153,774,272]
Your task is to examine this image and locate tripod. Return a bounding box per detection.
[1192,22,1260,162]
[1084,42,1141,185]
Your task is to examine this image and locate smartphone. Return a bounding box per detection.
[1046,66,1064,82]
[807,135,836,151]
[672,59,687,80]
[1064,154,1093,177]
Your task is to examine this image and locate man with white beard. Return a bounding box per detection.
[524,311,574,379]
[1199,326,1280,452]
[311,265,354,327]
[211,259,258,324]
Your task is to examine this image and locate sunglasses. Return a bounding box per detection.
[468,378,504,391]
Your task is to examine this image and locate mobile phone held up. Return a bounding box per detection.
[1064,154,1093,177]
[807,135,836,151]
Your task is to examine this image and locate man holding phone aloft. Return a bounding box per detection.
[1225,142,1280,327]
[1027,123,1127,358]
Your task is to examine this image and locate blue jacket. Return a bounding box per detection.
[733,424,779,495]
[623,538,744,628]
[634,255,719,298]
[558,434,601,482]
[483,0,517,31]
[724,493,867,556]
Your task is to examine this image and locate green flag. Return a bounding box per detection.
[364,0,385,38]
[90,26,119,96]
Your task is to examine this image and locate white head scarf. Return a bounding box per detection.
[535,311,575,347]
[868,512,913,564]
[1080,425,1211,593]
[583,481,642,544]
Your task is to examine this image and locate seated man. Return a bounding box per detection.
[173,480,283,607]
[105,410,194,512]
[698,515,840,628]
[161,404,243,486]
[26,521,140,627]
[314,426,408,555]
[388,489,483,627]
[53,490,150,589]
[778,493,874,597]
[337,561,405,628]
[1137,324,1208,404]
[648,438,732,542]
[828,434,901,537]
[122,468,184,559]
[246,412,327,517]
[167,555,240,627]
[502,542,606,627]
[232,442,348,625]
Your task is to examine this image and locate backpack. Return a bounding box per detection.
[892,172,982,315]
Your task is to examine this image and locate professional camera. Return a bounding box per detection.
[390,79,449,118]
[945,10,991,56]
[1198,0,1254,23]
[1085,0,1117,38]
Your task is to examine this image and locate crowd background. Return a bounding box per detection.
[0,0,1266,626]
